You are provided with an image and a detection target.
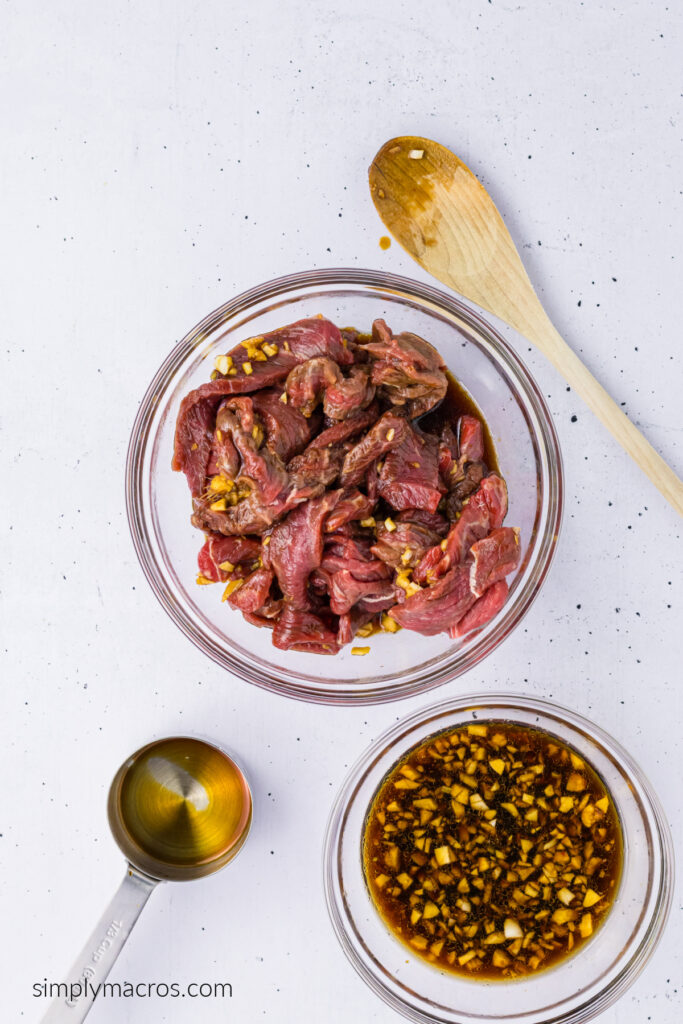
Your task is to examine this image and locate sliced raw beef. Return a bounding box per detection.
[360,318,447,417]
[371,518,443,570]
[328,572,402,616]
[469,527,521,598]
[268,492,340,609]
[175,314,520,654]
[458,415,485,462]
[272,606,340,654]
[252,388,314,462]
[450,580,509,638]
[173,316,350,493]
[378,424,443,513]
[324,489,376,533]
[197,534,261,582]
[227,568,275,613]
[341,410,409,484]
[307,403,379,449]
[389,566,476,636]
[414,474,508,583]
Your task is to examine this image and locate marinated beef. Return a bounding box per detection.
[175,315,521,653]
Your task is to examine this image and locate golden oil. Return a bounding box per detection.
[114,738,251,871]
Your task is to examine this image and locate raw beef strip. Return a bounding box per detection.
[307,403,379,450]
[371,518,443,570]
[287,445,346,491]
[323,532,374,562]
[469,527,521,598]
[337,608,375,646]
[458,415,484,462]
[272,606,340,654]
[324,489,376,533]
[341,410,409,484]
[378,424,443,513]
[389,566,476,636]
[197,534,261,582]
[286,358,375,420]
[251,388,314,462]
[173,317,350,492]
[414,474,508,583]
[323,365,375,420]
[361,318,447,417]
[450,581,509,638]
[445,461,486,520]
[173,395,216,497]
[227,568,275,613]
[397,508,449,536]
[268,492,340,609]
[216,399,289,505]
[328,572,402,616]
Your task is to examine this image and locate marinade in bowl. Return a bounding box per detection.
[323,694,673,1024]
[126,269,562,703]
[362,721,623,980]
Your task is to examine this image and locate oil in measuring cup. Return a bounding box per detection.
[109,736,252,877]
[43,736,252,1023]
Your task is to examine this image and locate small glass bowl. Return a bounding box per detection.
[323,693,673,1024]
[126,269,563,704]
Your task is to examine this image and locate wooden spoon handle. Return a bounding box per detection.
[531,309,683,516]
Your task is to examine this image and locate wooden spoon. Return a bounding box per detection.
[369,136,683,517]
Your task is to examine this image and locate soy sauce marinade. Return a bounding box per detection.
[363,722,622,979]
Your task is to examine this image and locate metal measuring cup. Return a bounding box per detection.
[42,736,252,1022]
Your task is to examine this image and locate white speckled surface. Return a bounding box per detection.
[1,1,681,1021]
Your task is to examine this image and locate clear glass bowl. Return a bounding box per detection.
[323,693,674,1024]
[126,269,563,704]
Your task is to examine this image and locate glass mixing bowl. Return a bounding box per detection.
[126,269,563,704]
[323,693,673,1024]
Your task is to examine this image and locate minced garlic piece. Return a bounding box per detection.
[210,475,233,493]
[221,579,244,601]
[214,354,232,375]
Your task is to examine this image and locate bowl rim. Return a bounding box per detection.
[125,268,564,704]
[322,691,675,1024]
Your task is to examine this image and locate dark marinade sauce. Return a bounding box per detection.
[363,721,622,980]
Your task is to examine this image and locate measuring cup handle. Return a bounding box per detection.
[41,866,157,1023]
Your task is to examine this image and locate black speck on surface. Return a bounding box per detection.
[571,415,578,423]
